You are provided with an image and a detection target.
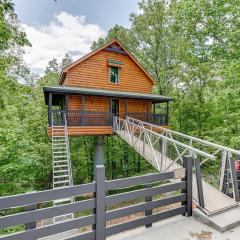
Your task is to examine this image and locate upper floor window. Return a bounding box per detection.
[110,66,119,84]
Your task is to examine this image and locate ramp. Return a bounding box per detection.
[113,117,239,216]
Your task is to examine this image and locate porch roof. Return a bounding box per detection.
[43,86,174,105]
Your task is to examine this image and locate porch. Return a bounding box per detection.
[49,110,169,127]
[44,86,173,136]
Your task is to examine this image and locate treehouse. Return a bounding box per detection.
[43,39,173,136]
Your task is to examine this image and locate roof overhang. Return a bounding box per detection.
[43,86,174,105]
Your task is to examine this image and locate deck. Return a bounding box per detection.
[107,215,240,240]
[48,126,113,136]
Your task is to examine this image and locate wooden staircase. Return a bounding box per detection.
[51,116,73,222]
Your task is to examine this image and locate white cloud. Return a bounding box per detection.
[22,12,105,73]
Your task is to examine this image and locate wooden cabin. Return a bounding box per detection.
[43,39,173,136]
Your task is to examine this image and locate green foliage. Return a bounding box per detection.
[1,0,240,201]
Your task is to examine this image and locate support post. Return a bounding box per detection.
[93,136,105,179]
[166,102,169,125]
[25,203,37,230]
[109,98,113,126]
[95,165,106,240]
[125,99,128,118]
[195,158,205,208]
[81,95,85,126]
[65,94,68,126]
[145,182,152,228]
[182,155,193,217]
[48,92,52,126]
[229,157,240,202]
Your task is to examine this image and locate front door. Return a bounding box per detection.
[112,99,119,117]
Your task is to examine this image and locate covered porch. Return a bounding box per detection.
[43,86,173,136]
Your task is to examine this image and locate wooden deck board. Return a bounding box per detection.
[48,126,113,136]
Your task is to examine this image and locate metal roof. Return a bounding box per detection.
[43,86,174,104]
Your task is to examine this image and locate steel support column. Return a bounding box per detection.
[93,136,105,179]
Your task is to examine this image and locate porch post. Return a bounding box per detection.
[109,98,113,125]
[48,92,52,126]
[125,99,128,118]
[166,101,169,125]
[81,95,85,126]
[65,94,68,125]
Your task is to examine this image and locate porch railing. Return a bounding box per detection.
[127,112,168,126]
[49,110,113,127]
[49,111,169,127]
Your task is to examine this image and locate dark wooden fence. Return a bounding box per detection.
[0,156,192,240]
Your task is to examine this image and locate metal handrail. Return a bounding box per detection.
[127,116,240,156]
[114,117,215,160]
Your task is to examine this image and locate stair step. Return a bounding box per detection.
[53,155,67,158]
[54,160,68,164]
[54,198,72,204]
[54,165,68,168]
[53,152,67,154]
[53,214,73,223]
[54,175,69,179]
[54,170,69,173]
[54,180,70,185]
[53,160,67,163]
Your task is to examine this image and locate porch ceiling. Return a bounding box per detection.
[43,86,174,105]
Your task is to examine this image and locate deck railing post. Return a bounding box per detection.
[25,203,37,230]
[182,155,193,217]
[95,165,106,240]
[229,157,240,202]
[145,181,152,228]
[194,158,205,208]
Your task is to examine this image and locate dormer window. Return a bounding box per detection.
[108,59,122,84]
[110,66,119,84]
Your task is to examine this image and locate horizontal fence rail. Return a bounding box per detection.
[0,157,192,240]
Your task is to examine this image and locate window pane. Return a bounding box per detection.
[110,66,119,83]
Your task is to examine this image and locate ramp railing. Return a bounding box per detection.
[114,116,215,172]
[126,117,240,203]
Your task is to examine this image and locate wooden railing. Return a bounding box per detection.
[50,110,113,127]
[0,157,192,240]
[127,112,168,125]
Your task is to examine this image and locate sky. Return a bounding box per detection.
[13,0,140,74]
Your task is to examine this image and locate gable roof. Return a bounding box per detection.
[59,38,156,84]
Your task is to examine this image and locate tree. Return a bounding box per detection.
[60,53,73,70]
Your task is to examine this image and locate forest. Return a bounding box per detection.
[1,0,240,197]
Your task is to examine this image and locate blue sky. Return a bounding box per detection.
[13,0,140,73]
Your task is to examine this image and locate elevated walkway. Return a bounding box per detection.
[113,117,239,216]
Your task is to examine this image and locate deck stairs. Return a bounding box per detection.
[113,116,239,218]
[51,114,73,222]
